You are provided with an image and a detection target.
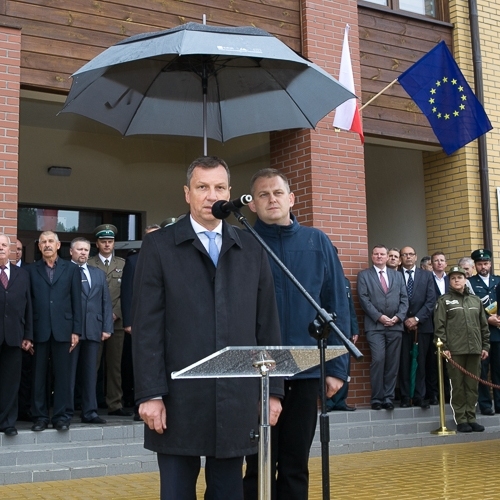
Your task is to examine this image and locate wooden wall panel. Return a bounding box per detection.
[359,6,453,145]
[0,0,301,92]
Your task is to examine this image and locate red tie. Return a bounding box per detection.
[0,266,8,289]
[379,270,388,293]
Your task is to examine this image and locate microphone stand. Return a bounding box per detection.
[230,209,363,500]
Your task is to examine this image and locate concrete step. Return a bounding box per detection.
[0,417,157,485]
[2,405,500,484]
[309,405,500,457]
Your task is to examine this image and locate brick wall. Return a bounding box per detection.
[0,25,21,254]
[270,0,371,405]
[424,0,500,265]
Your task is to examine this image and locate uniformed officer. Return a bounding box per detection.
[434,266,489,432]
[468,249,500,415]
[87,224,131,417]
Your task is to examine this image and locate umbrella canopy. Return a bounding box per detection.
[60,23,355,153]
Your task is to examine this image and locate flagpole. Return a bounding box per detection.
[359,78,398,111]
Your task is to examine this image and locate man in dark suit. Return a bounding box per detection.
[431,251,449,297]
[0,234,33,436]
[398,246,436,408]
[132,156,283,500]
[468,249,500,415]
[27,231,82,431]
[67,237,113,424]
[357,245,408,410]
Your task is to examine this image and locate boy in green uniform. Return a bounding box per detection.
[434,266,490,432]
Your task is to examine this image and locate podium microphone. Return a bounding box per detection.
[212,195,253,219]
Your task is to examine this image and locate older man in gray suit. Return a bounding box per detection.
[357,245,408,410]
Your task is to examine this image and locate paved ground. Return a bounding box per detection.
[1,439,499,499]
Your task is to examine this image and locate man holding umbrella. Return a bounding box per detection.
[398,246,436,408]
[132,156,283,500]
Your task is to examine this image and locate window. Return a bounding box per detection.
[361,0,445,20]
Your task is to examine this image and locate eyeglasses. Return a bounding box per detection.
[401,253,415,257]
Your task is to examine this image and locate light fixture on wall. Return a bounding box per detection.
[47,166,72,177]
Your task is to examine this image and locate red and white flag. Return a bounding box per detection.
[333,25,364,144]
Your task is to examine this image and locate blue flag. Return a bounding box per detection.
[398,41,492,155]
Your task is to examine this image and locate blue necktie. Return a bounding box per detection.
[406,269,414,299]
[204,231,219,267]
[80,266,90,294]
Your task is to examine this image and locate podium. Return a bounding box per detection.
[172,345,347,500]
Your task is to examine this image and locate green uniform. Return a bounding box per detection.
[88,254,125,412]
[434,288,490,424]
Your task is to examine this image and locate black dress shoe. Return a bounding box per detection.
[81,416,107,424]
[414,398,430,409]
[108,408,133,417]
[371,403,382,410]
[457,423,472,433]
[482,407,495,415]
[31,420,48,432]
[54,421,70,431]
[400,398,411,408]
[1,427,18,436]
[429,397,439,405]
[469,422,485,432]
[382,402,394,410]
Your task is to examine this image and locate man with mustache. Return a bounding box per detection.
[27,231,82,431]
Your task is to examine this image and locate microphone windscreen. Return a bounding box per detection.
[211,201,231,220]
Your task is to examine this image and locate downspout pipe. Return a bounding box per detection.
[468,0,493,258]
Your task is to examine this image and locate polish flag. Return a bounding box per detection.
[333,25,364,144]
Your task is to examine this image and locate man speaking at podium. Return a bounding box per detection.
[132,157,283,500]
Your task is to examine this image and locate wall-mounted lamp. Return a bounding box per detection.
[47,166,72,177]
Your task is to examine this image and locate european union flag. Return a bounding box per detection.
[398,41,492,155]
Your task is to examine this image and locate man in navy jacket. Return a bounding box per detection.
[243,168,349,500]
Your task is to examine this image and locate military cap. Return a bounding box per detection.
[471,249,492,262]
[160,217,177,228]
[448,266,466,277]
[94,224,118,239]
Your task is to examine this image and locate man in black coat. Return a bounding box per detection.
[132,156,283,500]
[398,246,436,408]
[27,231,82,431]
[0,234,33,436]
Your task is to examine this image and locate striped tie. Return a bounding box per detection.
[379,271,389,293]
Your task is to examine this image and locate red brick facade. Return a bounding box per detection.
[0,25,20,250]
[270,0,370,404]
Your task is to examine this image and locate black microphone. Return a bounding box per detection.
[211,195,253,219]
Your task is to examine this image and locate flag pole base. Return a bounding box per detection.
[431,427,456,435]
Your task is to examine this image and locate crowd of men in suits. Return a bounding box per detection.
[357,245,499,428]
[0,223,154,436]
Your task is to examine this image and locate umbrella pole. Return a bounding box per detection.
[203,66,208,156]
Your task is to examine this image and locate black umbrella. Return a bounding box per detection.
[60,22,355,154]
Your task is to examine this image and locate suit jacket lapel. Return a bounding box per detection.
[7,265,18,288]
[51,258,65,285]
[36,260,52,286]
